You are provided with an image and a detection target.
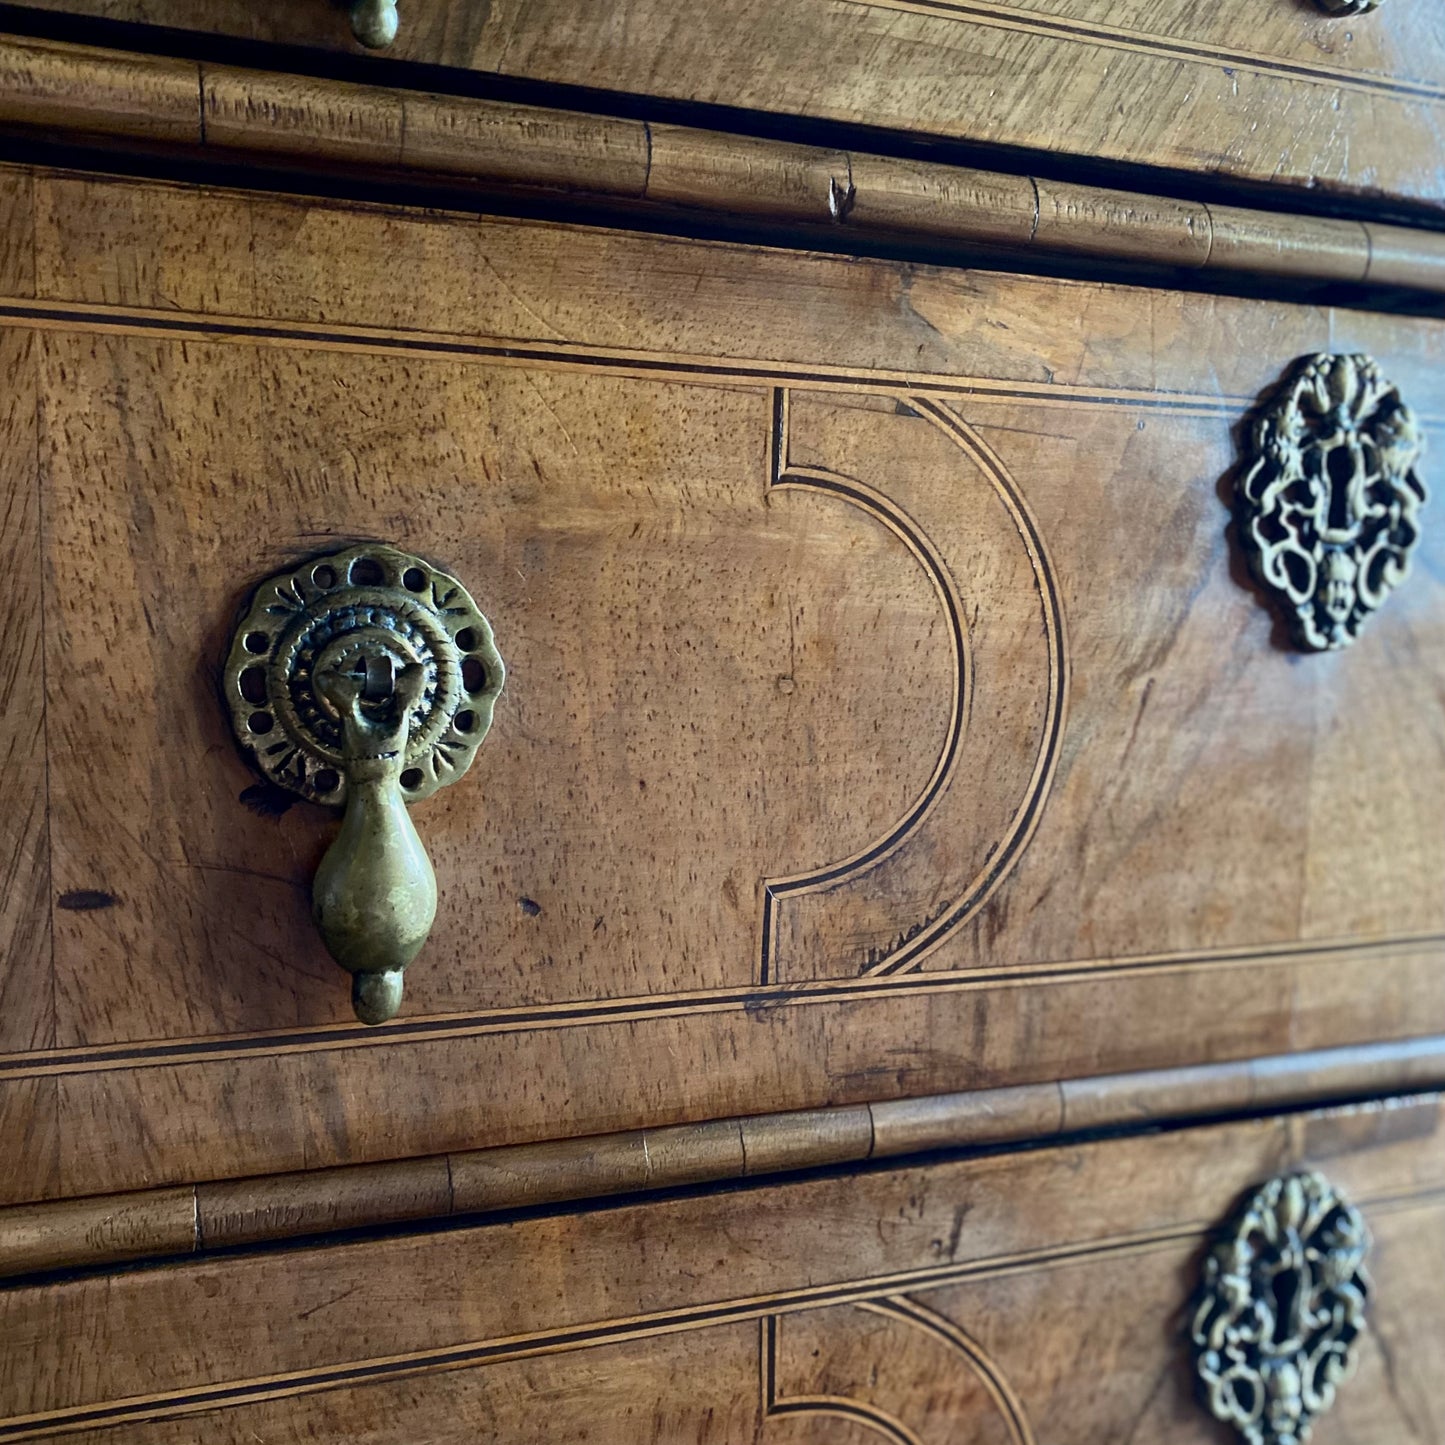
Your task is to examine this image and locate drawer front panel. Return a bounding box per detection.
[2,1096,1441,1442]
[4,165,1445,1201]
[19,0,1445,212]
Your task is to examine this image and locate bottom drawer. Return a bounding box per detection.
[4,1095,1442,1443]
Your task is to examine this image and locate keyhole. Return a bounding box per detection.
[1326,442,1358,533]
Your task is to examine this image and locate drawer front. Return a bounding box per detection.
[2,1095,1441,1442]
[4,163,1445,1204]
[19,0,1445,213]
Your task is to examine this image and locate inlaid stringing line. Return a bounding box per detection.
[843,0,1445,105]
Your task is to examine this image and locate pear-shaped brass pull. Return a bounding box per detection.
[311,657,436,1024]
[224,545,504,1024]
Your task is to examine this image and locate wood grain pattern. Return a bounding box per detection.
[0,1186,193,1277]
[2,165,1445,1203]
[3,36,1445,294]
[4,1036,1443,1279]
[1,1095,1440,1442]
[0,29,195,142]
[199,1157,448,1249]
[16,0,1445,211]
[0,174,58,1208]
[0,15,1438,1439]
[0,170,47,1058]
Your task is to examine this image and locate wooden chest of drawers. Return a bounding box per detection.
[1,6,1444,1442]
[6,1094,1444,1440]
[3,159,1444,1201]
[17,0,1445,212]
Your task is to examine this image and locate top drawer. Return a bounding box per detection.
[19,0,1445,214]
[3,161,1445,1208]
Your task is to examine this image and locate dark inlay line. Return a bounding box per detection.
[766,1398,917,1442]
[759,449,970,985]
[867,1296,1034,1441]
[765,480,968,893]
[869,398,1067,976]
[5,0,1445,243]
[855,0,1445,104]
[0,301,1244,416]
[0,1229,1194,1439]
[1,933,1439,1079]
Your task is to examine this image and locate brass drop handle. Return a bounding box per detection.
[225,545,505,1025]
[311,656,436,1025]
[349,0,399,48]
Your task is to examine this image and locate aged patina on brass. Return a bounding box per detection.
[224,544,505,1024]
[349,0,399,47]
[1235,353,1426,650]
[1191,1171,1370,1445]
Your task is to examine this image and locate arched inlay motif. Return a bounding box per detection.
[760,389,1067,983]
[763,1296,1036,1444]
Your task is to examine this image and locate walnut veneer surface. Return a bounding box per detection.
[2,162,1444,1207]
[2,1096,1440,1443]
[9,31,1445,296]
[2,7,1445,1441]
[17,0,1445,212]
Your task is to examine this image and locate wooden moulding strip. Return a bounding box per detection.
[1,1036,1443,1280]
[2,32,1445,294]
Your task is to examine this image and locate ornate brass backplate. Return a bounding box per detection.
[1236,353,1426,650]
[1191,1172,1369,1445]
[224,543,504,1024]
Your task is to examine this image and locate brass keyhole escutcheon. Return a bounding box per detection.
[223,544,505,1024]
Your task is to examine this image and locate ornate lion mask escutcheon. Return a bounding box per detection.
[1236,353,1427,651]
[1191,1172,1370,1445]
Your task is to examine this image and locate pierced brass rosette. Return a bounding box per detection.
[224,543,504,807]
[223,543,505,1025]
